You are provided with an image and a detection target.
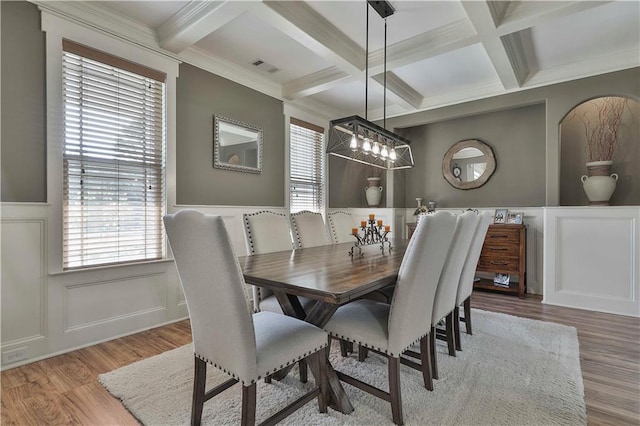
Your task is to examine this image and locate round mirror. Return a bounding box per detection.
[442,139,496,190]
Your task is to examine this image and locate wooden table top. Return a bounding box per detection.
[238,240,409,305]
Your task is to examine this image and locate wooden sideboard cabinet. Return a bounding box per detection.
[474,224,526,298]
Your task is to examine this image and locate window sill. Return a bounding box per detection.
[49,258,175,276]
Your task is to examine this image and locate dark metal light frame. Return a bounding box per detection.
[326,1,414,171]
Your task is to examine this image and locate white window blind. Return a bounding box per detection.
[289,118,325,213]
[62,40,166,269]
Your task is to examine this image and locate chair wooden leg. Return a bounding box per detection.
[192,357,207,426]
[339,340,349,357]
[420,336,433,391]
[358,345,368,361]
[264,375,272,384]
[453,306,462,351]
[430,326,438,380]
[241,383,257,426]
[388,356,403,425]
[445,312,456,357]
[464,296,473,335]
[299,359,308,383]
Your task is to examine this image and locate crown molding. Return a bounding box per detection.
[371,72,423,110]
[156,1,250,53]
[497,1,611,36]
[524,48,640,88]
[32,1,159,49]
[501,32,530,87]
[368,19,478,73]
[282,67,352,100]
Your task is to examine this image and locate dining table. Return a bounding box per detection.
[237,239,410,414]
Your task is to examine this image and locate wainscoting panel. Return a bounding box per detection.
[1,218,47,344]
[64,273,167,331]
[544,207,639,317]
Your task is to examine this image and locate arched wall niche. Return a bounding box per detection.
[559,95,640,206]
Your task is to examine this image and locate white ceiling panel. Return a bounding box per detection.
[393,44,499,97]
[528,1,640,70]
[194,11,331,84]
[308,80,387,117]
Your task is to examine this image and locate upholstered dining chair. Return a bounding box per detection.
[164,210,328,426]
[327,211,356,244]
[323,211,457,425]
[243,210,315,382]
[453,211,492,350]
[290,210,331,249]
[428,211,479,381]
[242,211,295,313]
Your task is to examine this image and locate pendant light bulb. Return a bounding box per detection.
[362,137,372,153]
[380,144,389,158]
[389,147,397,161]
[350,134,358,151]
[372,142,380,156]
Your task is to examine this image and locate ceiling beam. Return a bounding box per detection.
[282,67,353,99]
[461,1,523,90]
[156,1,251,54]
[254,1,364,76]
[371,72,423,110]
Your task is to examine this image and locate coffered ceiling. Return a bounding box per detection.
[37,1,640,120]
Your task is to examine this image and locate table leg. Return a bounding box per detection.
[272,292,354,414]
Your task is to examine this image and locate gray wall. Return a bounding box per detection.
[329,158,387,208]
[176,64,285,206]
[398,104,546,208]
[385,67,640,207]
[1,0,46,202]
[560,98,639,206]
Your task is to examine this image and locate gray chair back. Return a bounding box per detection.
[431,211,480,323]
[242,211,294,311]
[242,210,293,255]
[327,211,356,244]
[387,211,457,354]
[290,210,331,249]
[456,211,493,305]
[164,210,258,380]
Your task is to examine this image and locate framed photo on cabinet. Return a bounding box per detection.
[494,209,508,224]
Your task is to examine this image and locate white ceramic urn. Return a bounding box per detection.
[365,177,383,207]
[581,173,618,205]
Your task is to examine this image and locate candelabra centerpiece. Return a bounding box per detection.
[349,214,392,257]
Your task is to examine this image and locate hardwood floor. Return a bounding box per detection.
[2,292,638,425]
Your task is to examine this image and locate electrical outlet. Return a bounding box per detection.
[2,347,28,364]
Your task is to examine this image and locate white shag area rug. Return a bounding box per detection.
[99,309,586,425]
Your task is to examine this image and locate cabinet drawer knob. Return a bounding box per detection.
[490,247,508,251]
[490,234,509,238]
[490,261,508,265]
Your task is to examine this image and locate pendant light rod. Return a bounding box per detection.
[383,17,387,130]
[365,1,369,121]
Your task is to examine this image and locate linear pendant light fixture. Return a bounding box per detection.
[326,0,414,170]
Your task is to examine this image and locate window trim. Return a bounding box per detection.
[286,108,328,215]
[42,10,179,274]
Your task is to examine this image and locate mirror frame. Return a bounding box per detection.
[213,115,263,174]
[442,139,496,190]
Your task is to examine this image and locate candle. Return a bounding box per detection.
[376,219,383,227]
[369,213,375,220]
[352,227,358,235]
[360,220,367,227]
[384,225,391,232]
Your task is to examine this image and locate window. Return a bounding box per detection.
[62,40,166,269]
[289,118,325,213]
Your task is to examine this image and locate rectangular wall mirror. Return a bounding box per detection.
[213,115,263,174]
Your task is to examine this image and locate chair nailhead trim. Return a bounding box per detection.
[327,330,429,357]
[196,343,327,386]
